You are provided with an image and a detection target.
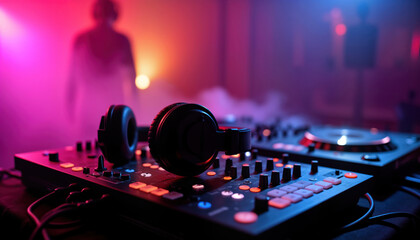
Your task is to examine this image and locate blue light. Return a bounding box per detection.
[198,201,212,209]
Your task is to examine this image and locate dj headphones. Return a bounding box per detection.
[97,103,251,176]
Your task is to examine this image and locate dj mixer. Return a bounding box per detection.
[15,143,372,239]
[251,125,420,183]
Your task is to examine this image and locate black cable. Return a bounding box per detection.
[368,212,420,224]
[340,193,375,232]
[26,184,79,240]
[29,206,77,240]
[0,168,21,179]
[400,186,420,199]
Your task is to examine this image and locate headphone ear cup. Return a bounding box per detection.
[148,103,186,167]
[148,103,219,176]
[98,105,138,165]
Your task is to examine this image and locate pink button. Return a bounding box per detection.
[279,185,298,193]
[269,198,291,209]
[281,193,303,203]
[315,181,333,189]
[293,189,313,198]
[323,177,342,185]
[234,211,258,224]
[304,184,323,193]
[267,189,287,198]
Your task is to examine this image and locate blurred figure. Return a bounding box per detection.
[67,0,137,140]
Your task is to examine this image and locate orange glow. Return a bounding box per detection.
[239,185,250,190]
[207,171,216,176]
[285,164,294,168]
[335,24,347,36]
[262,129,271,137]
[223,176,232,181]
[276,163,284,167]
[249,187,261,193]
[135,74,150,90]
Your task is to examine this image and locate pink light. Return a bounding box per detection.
[411,33,420,61]
[335,24,347,36]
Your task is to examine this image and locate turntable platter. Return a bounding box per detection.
[300,127,397,152]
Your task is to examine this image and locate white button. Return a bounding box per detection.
[323,177,342,185]
[231,193,244,200]
[304,184,323,193]
[279,185,298,193]
[315,181,333,189]
[293,189,313,198]
[281,193,303,203]
[267,189,287,198]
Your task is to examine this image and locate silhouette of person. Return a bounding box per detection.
[67,0,137,140]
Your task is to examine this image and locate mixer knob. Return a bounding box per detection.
[85,141,92,151]
[240,152,246,161]
[266,158,274,171]
[140,147,148,159]
[293,164,301,179]
[213,157,220,168]
[241,164,250,179]
[255,161,263,173]
[310,160,318,174]
[76,141,83,152]
[254,195,269,213]
[259,174,269,190]
[230,166,238,179]
[48,152,59,162]
[251,149,258,160]
[270,170,280,186]
[225,158,233,175]
[282,167,292,182]
[307,143,316,153]
[282,153,289,164]
[95,155,106,172]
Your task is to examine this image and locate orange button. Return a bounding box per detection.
[239,185,250,190]
[140,185,158,193]
[285,164,294,168]
[273,158,279,162]
[129,182,147,189]
[60,163,74,168]
[142,163,152,167]
[206,171,216,176]
[234,211,258,224]
[250,187,261,193]
[151,188,169,196]
[269,198,291,209]
[71,166,83,172]
[223,176,232,181]
[150,165,159,169]
[345,172,358,178]
[275,163,284,167]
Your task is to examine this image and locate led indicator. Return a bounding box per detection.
[198,201,212,209]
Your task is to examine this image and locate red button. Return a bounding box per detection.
[234,211,258,224]
[344,172,358,179]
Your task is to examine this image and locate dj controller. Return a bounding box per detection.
[251,125,420,184]
[13,103,420,239]
[15,145,372,239]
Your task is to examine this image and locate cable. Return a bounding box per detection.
[0,168,21,180]
[368,212,420,224]
[26,184,79,240]
[340,193,375,232]
[29,206,77,240]
[399,186,420,199]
